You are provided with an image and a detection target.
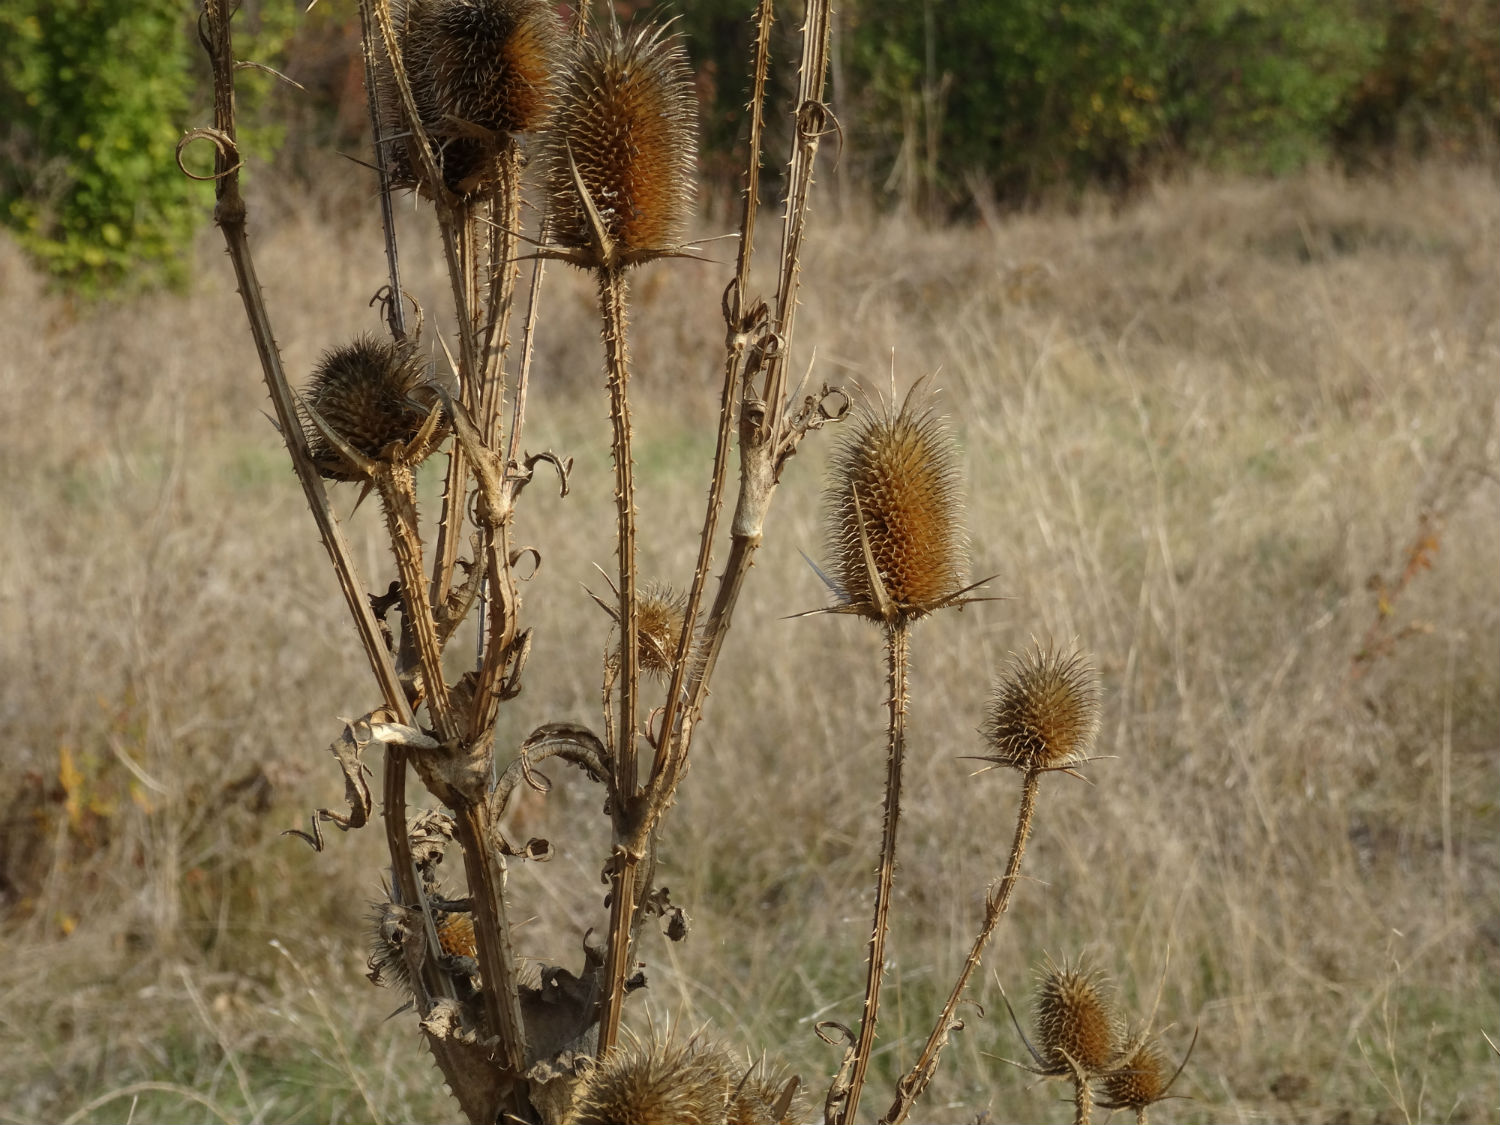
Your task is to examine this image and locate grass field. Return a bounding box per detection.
[1,161,1496,1124]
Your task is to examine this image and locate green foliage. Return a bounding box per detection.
[837,0,1393,206]
[0,1,201,292]
[0,0,301,294]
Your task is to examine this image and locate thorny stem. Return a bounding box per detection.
[358,0,405,341]
[880,768,1044,1124]
[835,621,911,1125]
[650,0,775,802]
[192,0,461,1020]
[596,264,641,1057]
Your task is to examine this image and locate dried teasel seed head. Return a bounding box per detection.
[377,0,561,194]
[1099,1032,1174,1112]
[563,1033,737,1125]
[981,642,1101,772]
[1032,955,1124,1077]
[542,20,698,269]
[632,583,690,679]
[822,384,967,625]
[407,0,561,138]
[302,335,448,480]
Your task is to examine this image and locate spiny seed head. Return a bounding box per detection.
[981,642,1101,772]
[1099,1033,1174,1112]
[564,1033,737,1125]
[302,335,448,480]
[633,583,690,679]
[542,20,698,269]
[1032,955,1124,1077]
[822,385,967,625]
[408,0,561,137]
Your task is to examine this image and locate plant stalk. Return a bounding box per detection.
[839,620,911,1125]
[880,767,1043,1124]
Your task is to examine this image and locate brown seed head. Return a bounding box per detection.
[823,385,966,625]
[302,336,448,480]
[633,582,690,679]
[726,1068,808,1125]
[1032,955,1124,1077]
[564,1033,736,1125]
[1099,1033,1173,1112]
[542,20,698,268]
[981,643,1101,772]
[408,0,561,136]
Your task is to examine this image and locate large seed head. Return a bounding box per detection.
[823,387,966,624]
[564,1034,736,1125]
[982,643,1101,772]
[1032,955,1123,1076]
[408,0,561,136]
[302,336,447,480]
[543,21,698,268]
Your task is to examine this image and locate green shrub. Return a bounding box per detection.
[0,0,299,294]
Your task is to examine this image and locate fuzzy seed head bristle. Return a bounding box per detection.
[564,1034,737,1125]
[982,643,1101,771]
[543,21,698,267]
[1100,1034,1173,1111]
[303,336,448,480]
[823,387,966,624]
[1032,956,1123,1076]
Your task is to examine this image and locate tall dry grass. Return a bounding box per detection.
[1,161,1496,1123]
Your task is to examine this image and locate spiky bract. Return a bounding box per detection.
[822,385,966,625]
[1032,956,1123,1077]
[542,21,698,269]
[302,336,447,480]
[1099,1034,1173,1112]
[366,900,419,994]
[981,643,1101,772]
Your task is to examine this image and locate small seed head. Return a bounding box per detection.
[366,900,419,994]
[822,385,967,625]
[302,336,448,480]
[1032,955,1124,1077]
[1099,1033,1174,1112]
[981,643,1101,772]
[542,21,698,268]
[633,583,690,679]
[564,1033,736,1125]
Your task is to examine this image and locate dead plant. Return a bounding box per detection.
[181,0,1187,1120]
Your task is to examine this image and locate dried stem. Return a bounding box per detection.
[837,620,911,1125]
[880,768,1044,1124]
[191,0,426,916]
[595,262,642,1056]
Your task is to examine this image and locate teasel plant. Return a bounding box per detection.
[183,0,1190,1119]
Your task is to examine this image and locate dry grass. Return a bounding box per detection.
[2,161,1497,1123]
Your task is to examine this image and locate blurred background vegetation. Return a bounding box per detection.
[1,0,1496,293]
